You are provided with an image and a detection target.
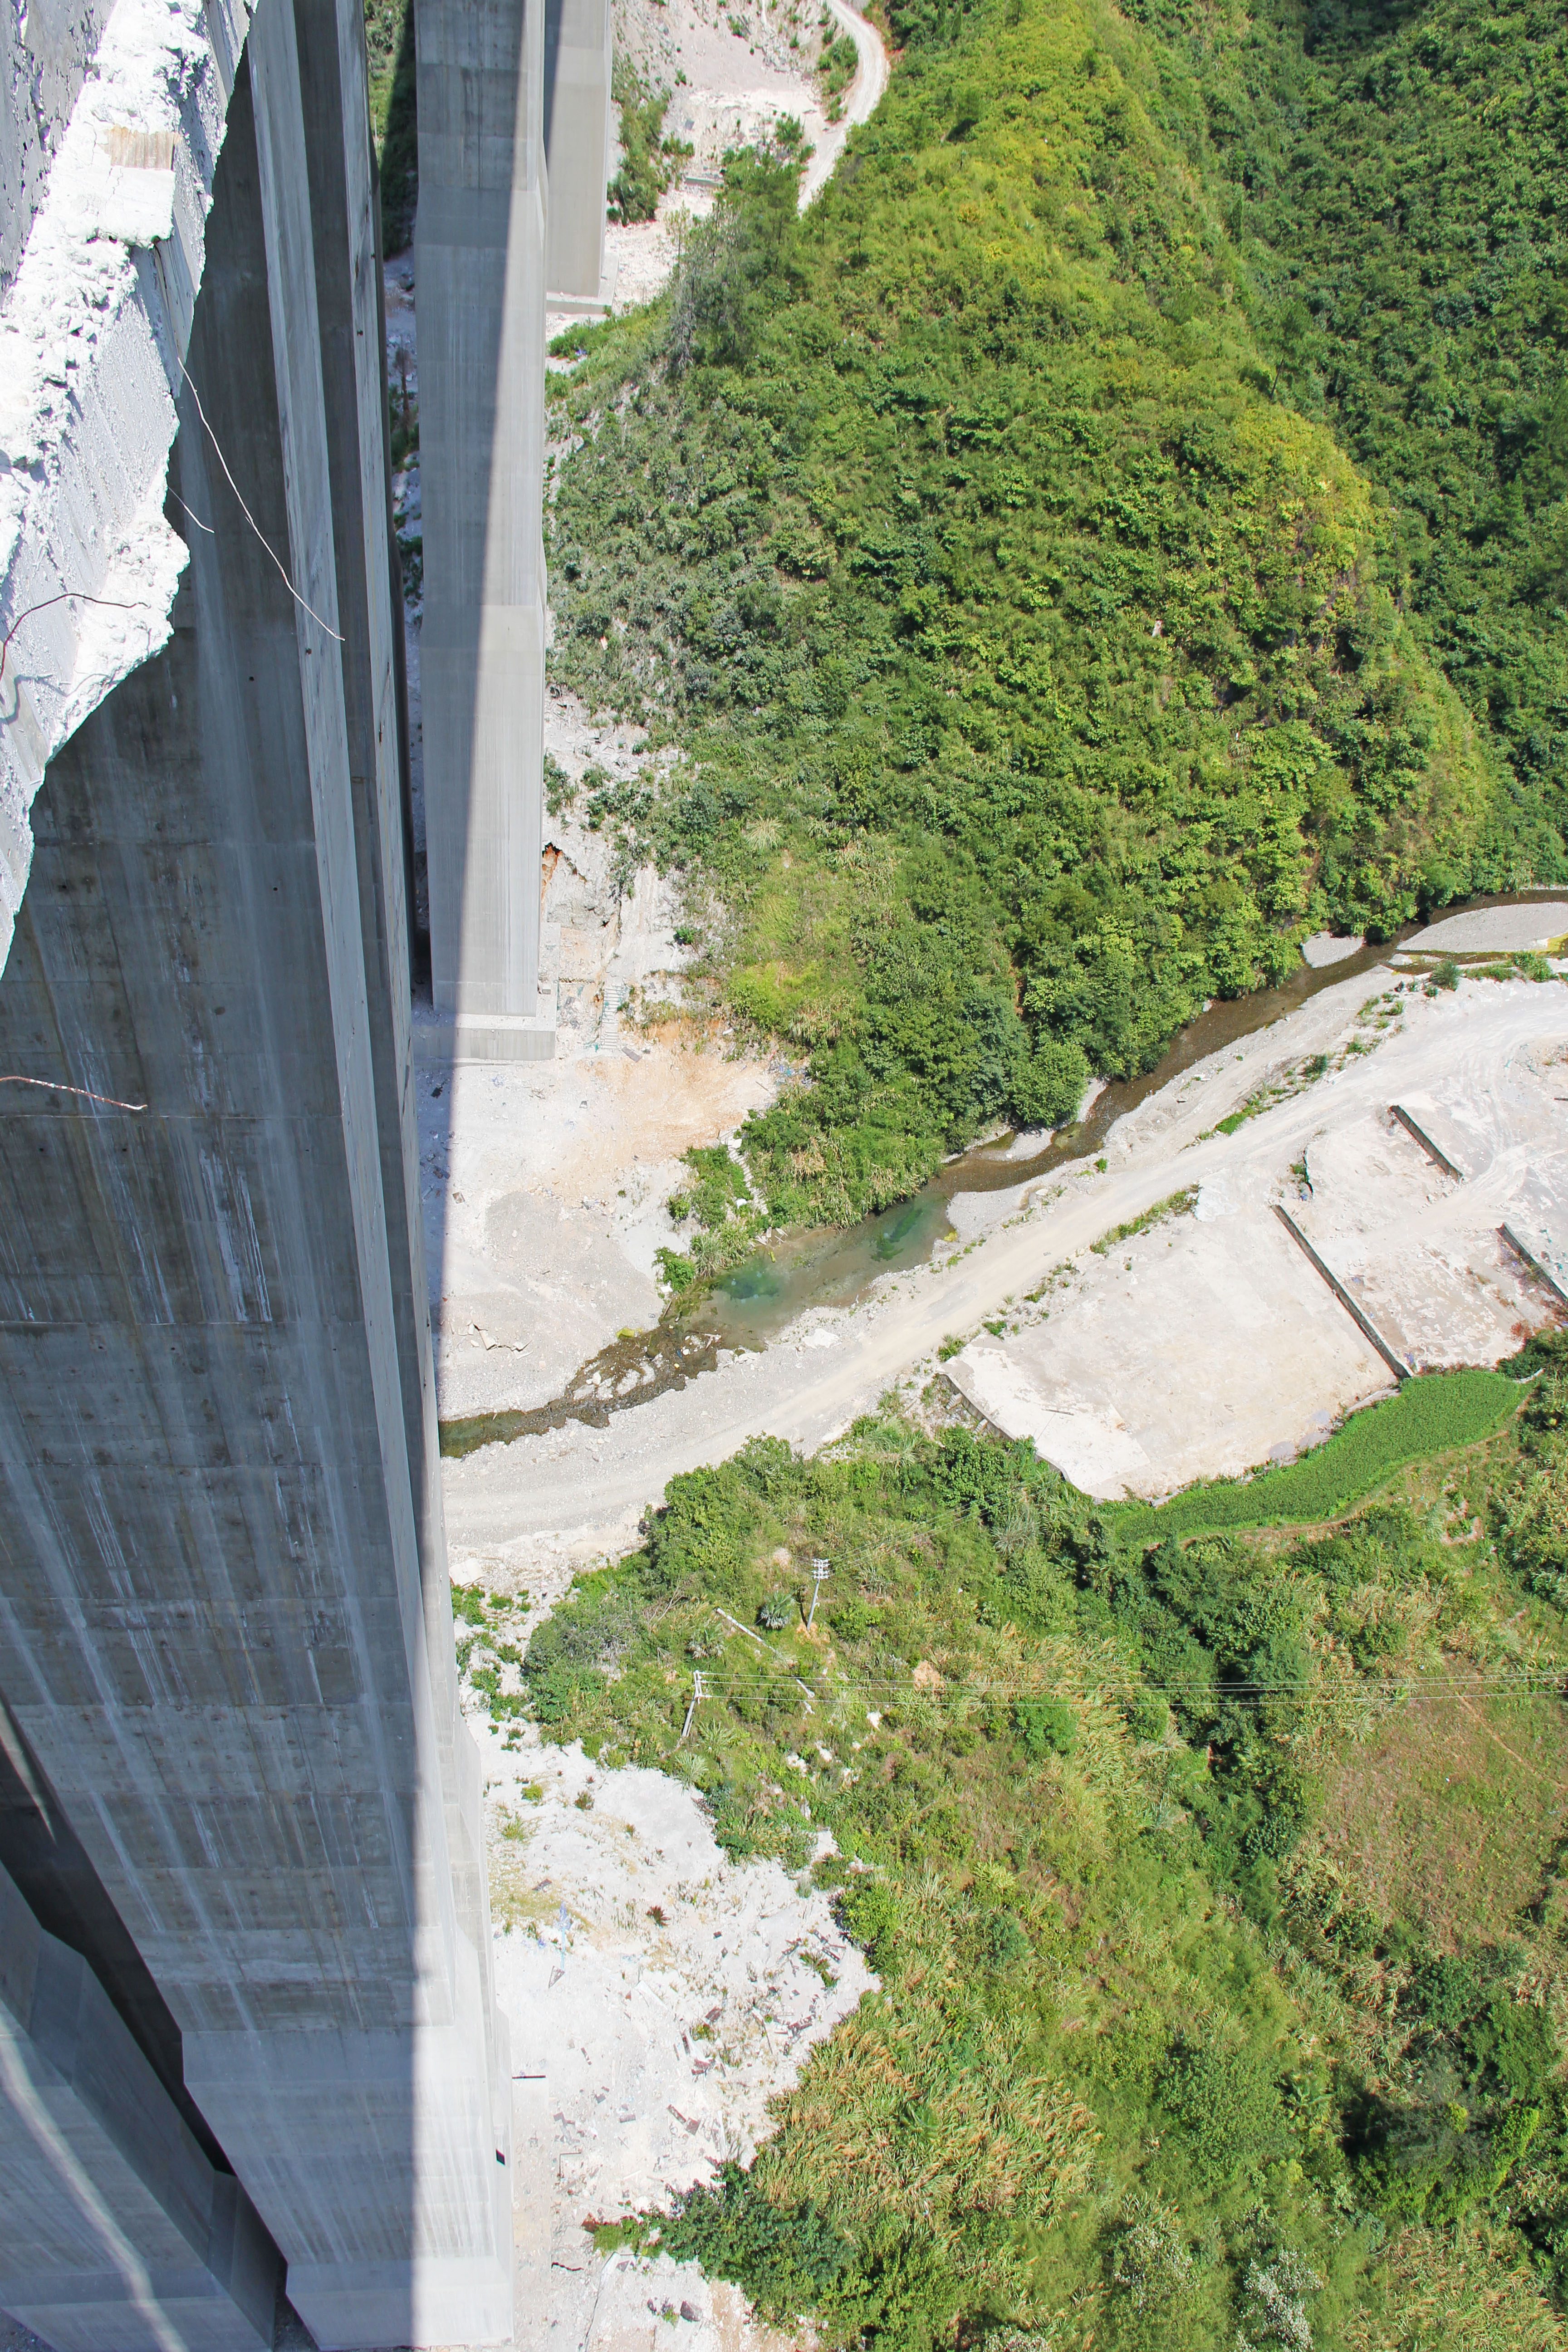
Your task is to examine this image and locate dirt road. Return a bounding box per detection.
[442,972,1567,1571]
[799,0,889,206]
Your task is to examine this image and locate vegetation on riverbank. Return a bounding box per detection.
[608,57,695,225]
[523,1339,1568,2347]
[546,0,1566,1232]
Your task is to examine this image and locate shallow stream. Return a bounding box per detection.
[438,890,1565,1455]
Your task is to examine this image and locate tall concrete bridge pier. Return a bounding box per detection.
[0,0,613,2328]
[415,0,553,1062]
[544,0,612,304]
[414,0,612,1061]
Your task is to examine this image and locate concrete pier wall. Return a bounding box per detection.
[0,0,112,298]
[544,0,612,299]
[0,1859,279,2352]
[0,0,512,2338]
[415,0,554,1060]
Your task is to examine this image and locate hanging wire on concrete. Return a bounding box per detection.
[168,490,215,536]
[176,358,343,644]
[0,590,151,694]
[0,1074,147,1112]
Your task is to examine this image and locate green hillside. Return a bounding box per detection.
[1176,0,1568,885]
[546,0,1563,1242]
[504,1349,1568,2349]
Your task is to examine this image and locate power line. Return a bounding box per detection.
[674,1664,1565,1711]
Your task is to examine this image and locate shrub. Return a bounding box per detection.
[1012,1695,1077,1759]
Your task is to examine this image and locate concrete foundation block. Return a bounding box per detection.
[412,1012,559,1063]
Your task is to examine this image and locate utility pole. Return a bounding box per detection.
[679,1669,707,1742]
[807,1561,832,1630]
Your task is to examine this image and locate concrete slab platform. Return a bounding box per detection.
[951,1166,1387,1499]
[948,1007,1568,1499]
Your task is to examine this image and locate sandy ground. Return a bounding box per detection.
[1400,900,1568,955]
[591,0,887,315]
[948,983,1568,1497]
[418,1004,775,1421]
[439,969,1568,1567]
[1301,931,1363,968]
[953,1036,1568,1500]
[416,719,784,1426]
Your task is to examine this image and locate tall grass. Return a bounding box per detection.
[1110,1370,1521,1544]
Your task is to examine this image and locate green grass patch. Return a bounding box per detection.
[511,1396,1568,2348]
[1110,1369,1523,1545]
[1089,1185,1197,1255]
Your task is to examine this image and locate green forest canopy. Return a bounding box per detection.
[546,0,1567,1240]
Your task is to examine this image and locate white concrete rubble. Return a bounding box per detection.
[477,1729,871,2351]
[0,0,254,975]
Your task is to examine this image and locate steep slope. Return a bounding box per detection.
[546,0,1538,1237]
[1171,0,1568,888]
[524,1360,1568,2350]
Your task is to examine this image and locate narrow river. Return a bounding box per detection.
[439,890,1563,1455]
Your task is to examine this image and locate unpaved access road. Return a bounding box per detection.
[799,0,888,206]
[442,971,1568,1573]
[597,0,890,314]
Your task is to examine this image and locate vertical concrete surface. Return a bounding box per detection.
[0,1692,229,2171]
[289,0,513,2234]
[543,0,611,300]
[0,0,113,297]
[0,1857,279,2352]
[416,0,554,1060]
[0,0,512,2341]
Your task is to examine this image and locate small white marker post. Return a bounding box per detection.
[678,1669,706,1743]
[806,1560,831,1631]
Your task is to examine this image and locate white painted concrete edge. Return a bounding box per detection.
[0,0,255,979]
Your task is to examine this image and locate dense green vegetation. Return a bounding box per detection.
[1142,0,1568,882]
[1110,1368,1523,1544]
[511,1348,1568,2348]
[547,0,1566,1235]
[608,57,695,225]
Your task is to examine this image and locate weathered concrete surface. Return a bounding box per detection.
[0,0,259,978]
[544,0,611,299]
[0,0,111,296]
[0,0,511,2339]
[0,1857,278,2352]
[416,0,553,1057]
